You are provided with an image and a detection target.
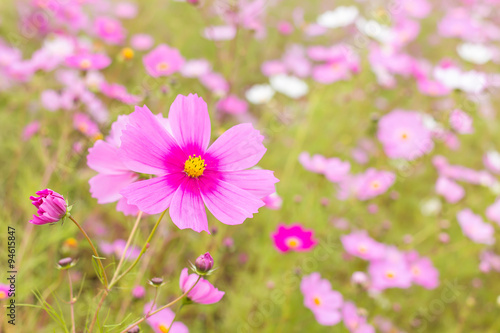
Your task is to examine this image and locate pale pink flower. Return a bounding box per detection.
[94,16,126,45]
[216,95,248,114]
[179,268,224,304]
[300,272,343,326]
[435,177,465,203]
[368,250,412,291]
[486,199,500,226]
[449,109,473,134]
[130,33,154,51]
[405,251,439,289]
[143,44,184,77]
[66,53,111,70]
[457,208,495,245]
[341,231,386,261]
[74,113,100,138]
[22,121,40,141]
[181,59,211,78]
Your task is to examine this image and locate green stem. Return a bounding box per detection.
[69,216,109,289]
[109,210,167,288]
[167,303,184,331]
[119,275,201,333]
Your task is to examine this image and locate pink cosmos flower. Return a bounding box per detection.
[143,44,184,77]
[29,189,68,225]
[299,152,328,173]
[486,199,500,226]
[341,231,386,261]
[144,302,188,333]
[417,79,451,96]
[100,239,141,261]
[203,25,237,41]
[94,16,126,45]
[457,208,495,245]
[342,301,371,333]
[216,95,248,115]
[179,268,224,304]
[66,53,111,71]
[312,61,350,84]
[368,250,412,291]
[115,2,138,19]
[400,0,431,18]
[435,177,465,203]
[271,223,317,253]
[262,192,282,210]
[132,285,145,299]
[0,284,10,299]
[130,33,154,51]
[41,89,62,111]
[377,110,433,160]
[181,59,211,78]
[300,272,343,326]
[87,115,142,216]
[479,250,500,273]
[199,72,229,95]
[100,82,141,105]
[449,109,473,134]
[74,113,100,138]
[355,169,396,201]
[405,252,439,289]
[22,121,40,141]
[119,94,278,233]
[277,21,294,35]
[324,158,351,183]
[261,60,287,77]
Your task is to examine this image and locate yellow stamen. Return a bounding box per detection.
[80,59,92,69]
[313,297,321,306]
[370,181,380,190]
[184,154,206,178]
[158,324,169,333]
[156,62,170,72]
[285,237,300,248]
[385,271,395,279]
[411,266,421,276]
[121,47,134,60]
[0,291,7,299]
[358,245,367,254]
[401,132,409,140]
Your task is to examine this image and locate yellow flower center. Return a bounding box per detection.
[285,237,301,248]
[64,237,78,248]
[313,297,321,306]
[411,266,420,276]
[401,132,409,140]
[158,324,169,333]
[80,59,92,69]
[121,47,134,60]
[370,181,381,190]
[156,62,170,72]
[358,245,367,254]
[184,155,206,178]
[0,291,6,299]
[385,270,396,279]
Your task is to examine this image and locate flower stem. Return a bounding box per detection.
[67,271,76,333]
[88,289,108,333]
[69,216,109,289]
[167,303,184,331]
[119,275,201,333]
[109,210,167,288]
[110,211,143,286]
[148,287,159,315]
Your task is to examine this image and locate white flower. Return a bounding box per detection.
[245,84,275,104]
[43,35,75,58]
[355,17,393,44]
[457,43,493,65]
[317,6,359,29]
[433,66,487,94]
[269,74,308,99]
[203,25,236,41]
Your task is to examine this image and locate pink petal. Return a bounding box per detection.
[169,179,209,233]
[87,140,128,174]
[205,123,266,171]
[168,94,211,153]
[120,173,185,214]
[89,173,138,204]
[205,169,278,198]
[119,105,186,174]
[199,176,264,225]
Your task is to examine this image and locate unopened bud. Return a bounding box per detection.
[149,277,164,287]
[195,252,214,274]
[58,257,73,269]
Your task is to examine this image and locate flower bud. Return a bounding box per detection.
[57,257,74,270]
[195,252,214,274]
[149,277,164,287]
[127,326,140,333]
[29,189,70,225]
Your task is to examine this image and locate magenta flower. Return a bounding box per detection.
[143,44,184,77]
[179,268,224,304]
[405,252,439,289]
[29,189,68,225]
[119,94,278,233]
[66,53,111,70]
[0,284,11,299]
[271,223,317,253]
[94,16,126,45]
[144,303,188,333]
[131,285,145,299]
[457,208,495,245]
[341,231,386,261]
[22,121,40,141]
[300,272,343,326]
[377,110,433,160]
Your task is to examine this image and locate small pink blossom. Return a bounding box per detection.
[435,177,465,203]
[132,285,145,299]
[179,268,224,304]
[216,95,248,115]
[94,16,126,45]
[143,44,184,77]
[369,251,412,291]
[484,151,500,174]
[262,192,282,210]
[271,223,317,253]
[181,59,211,78]
[66,53,111,70]
[449,109,473,134]
[486,199,500,226]
[203,25,237,41]
[74,113,100,138]
[199,72,229,95]
[22,121,40,141]
[341,231,386,261]
[300,272,343,326]
[130,33,154,51]
[0,284,10,299]
[457,208,495,245]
